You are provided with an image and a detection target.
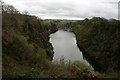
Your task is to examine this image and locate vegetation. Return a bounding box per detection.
[2,2,57,78]
[2,2,98,79]
[71,18,120,73]
[2,1,120,79]
[56,17,120,78]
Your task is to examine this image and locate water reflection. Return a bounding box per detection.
[49,30,90,66]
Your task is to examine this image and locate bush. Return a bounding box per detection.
[73,60,93,71]
[35,48,47,64]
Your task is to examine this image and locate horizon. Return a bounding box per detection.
[3,0,119,20]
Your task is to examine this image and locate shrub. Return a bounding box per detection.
[73,60,93,71]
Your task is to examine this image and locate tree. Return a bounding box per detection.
[22,10,29,15]
[1,1,19,14]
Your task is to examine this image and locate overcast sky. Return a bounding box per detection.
[3,0,120,20]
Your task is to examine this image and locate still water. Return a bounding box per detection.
[49,30,90,65]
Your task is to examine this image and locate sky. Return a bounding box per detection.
[3,0,120,20]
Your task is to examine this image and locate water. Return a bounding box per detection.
[49,30,90,65]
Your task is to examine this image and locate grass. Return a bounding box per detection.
[58,28,64,30]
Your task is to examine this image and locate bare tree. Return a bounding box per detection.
[1,1,19,14]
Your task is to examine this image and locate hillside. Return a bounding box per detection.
[60,17,120,73]
[2,2,58,77]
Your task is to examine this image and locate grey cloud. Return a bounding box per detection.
[3,0,119,19]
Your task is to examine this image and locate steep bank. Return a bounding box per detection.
[2,3,58,77]
[70,18,120,73]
